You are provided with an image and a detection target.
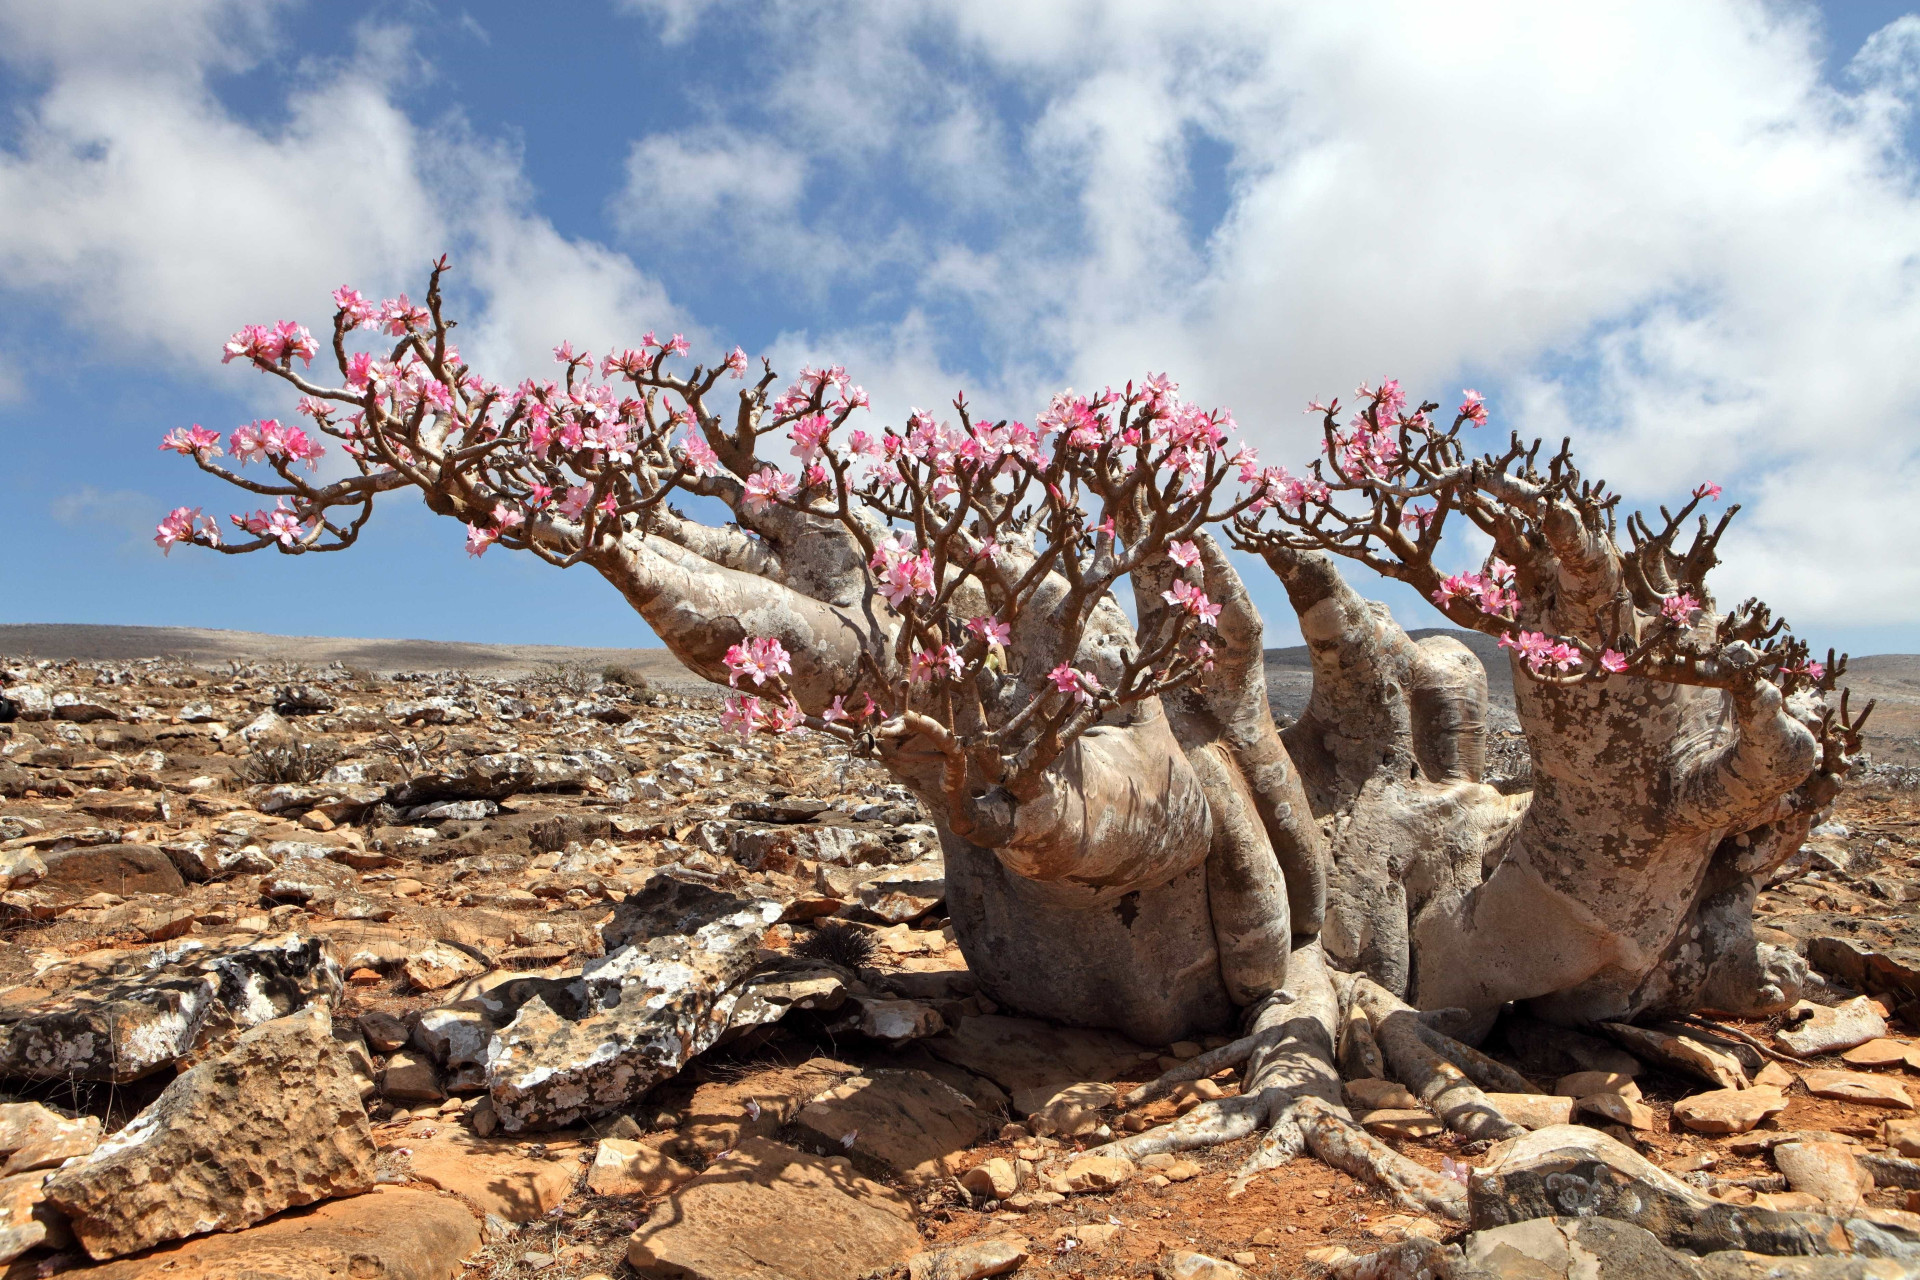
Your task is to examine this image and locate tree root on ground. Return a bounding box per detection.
[1350,978,1527,1142]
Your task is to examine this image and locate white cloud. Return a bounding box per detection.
[0,0,685,387]
[609,0,1920,638]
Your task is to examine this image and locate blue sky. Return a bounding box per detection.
[2,0,1918,658]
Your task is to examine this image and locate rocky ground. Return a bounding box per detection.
[2,656,1920,1279]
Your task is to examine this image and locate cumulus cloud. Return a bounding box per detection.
[0,0,684,383]
[609,0,1920,636]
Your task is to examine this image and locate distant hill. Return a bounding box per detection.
[2,622,1912,760]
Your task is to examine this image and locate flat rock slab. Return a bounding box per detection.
[1672,1087,1789,1136]
[1801,1069,1914,1109]
[1841,1038,1919,1069]
[78,1187,479,1280]
[37,844,183,902]
[1484,1093,1576,1130]
[1773,1141,1871,1216]
[908,1235,1028,1280]
[401,1132,579,1222]
[0,932,341,1083]
[1775,997,1888,1057]
[627,1137,919,1280]
[926,1014,1157,1095]
[46,1008,376,1260]
[795,1069,990,1186]
[1461,1215,1701,1280]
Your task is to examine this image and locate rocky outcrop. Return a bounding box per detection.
[485,873,783,1129]
[0,932,342,1082]
[45,1008,376,1259]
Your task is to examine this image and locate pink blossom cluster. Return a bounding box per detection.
[153,507,218,554]
[1049,663,1104,705]
[1431,558,1519,619]
[869,534,936,608]
[159,425,224,457]
[723,636,793,688]
[231,501,310,548]
[1161,578,1222,626]
[1246,464,1329,516]
[909,645,964,684]
[1458,390,1488,427]
[222,321,318,367]
[330,287,429,336]
[966,615,1012,646]
[720,693,806,741]
[1498,630,1582,676]
[228,418,325,469]
[1661,592,1701,626]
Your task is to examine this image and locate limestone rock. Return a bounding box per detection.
[1459,1216,1701,1280]
[486,874,785,1130]
[1776,998,1888,1057]
[0,1102,101,1175]
[586,1138,695,1198]
[1555,1071,1640,1102]
[1469,1125,1841,1257]
[1696,1253,1914,1279]
[1574,1091,1659,1131]
[1060,1154,1133,1193]
[1485,1093,1576,1130]
[403,942,485,992]
[1886,1118,1920,1158]
[37,844,183,902]
[379,1049,444,1102]
[1773,1142,1873,1216]
[412,1004,493,1070]
[77,1186,478,1280]
[856,996,946,1043]
[1157,1251,1249,1280]
[1601,1022,1747,1090]
[627,1138,919,1280]
[0,1170,70,1264]
[1361,1109,1444,1139]
[0,932,341,1082]
[794,1069,990,1187]
[1842,1039,1915,1069]
[45,1008,376,1260]
[402,1133,579,1221]
[1673,1087,1790,1135]
[908,1235,1028,1280]
[960,1157,1018,1200]
[1013,1081,1114,1137]
[0,847,44,890]
[1801,1069,1913,1109]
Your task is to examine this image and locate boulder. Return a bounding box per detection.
[412,1004,493,1070]
[1776,998,1888,1057]
[1060,1154,1133,1193]
[1807,936,1920,1008]
[909,1235,1029,1280]
[161,838,275,883]
[36,844,183,902]
[486,874,784,1130]
[586,1138,696,1198]
[0,847,44,890]
[258,855,357,906]
[45,1008,376,1259]
[1801,1069,1913,1109]
[1696,1254,1915,1279]
[0,932,341,1082]
[1458,1216,1701,1279]
[794,1069,990,1187]
[402,1132,579,1221]
[1469,1125,1843,1257]
[627,1138,920,1280]
[1773,1142,1873,1216]
[378,1049,444,1102]
[1673,1087,1790,1136]
[76,1186,478,1280]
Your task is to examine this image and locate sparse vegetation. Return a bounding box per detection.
[601,664,650,696]
[790,921,877,969]
[237,735,341,784]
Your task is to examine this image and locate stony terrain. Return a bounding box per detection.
[2,653,1920,1278]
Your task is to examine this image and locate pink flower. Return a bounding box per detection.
[790,413,833,463]
[1168,540,1202,569]
[1049,664,1101,704]
[332,286,378,329]
[553,340,580,365]
[723,636,792,688]
[764,697,805,734]
[154,507,215,554]
[967,616,1012,646]
[661,333,691,357]
[682,434,722,477]
[378,294,428,336]
[160,425,223,457]
[1459,390,1488,427]
[721,695,761,740]
[1692,482,1722,501]
[822,695,849,723]
[743,469,799,511]
[264,505,306,548]
[1600,649,1629,674]
[1661,592,1700,626]
[345,351,375,389]
[465,524,498,557]
[557,486,594,521]
[1162,578,1222,626]
[1499,631,1582,676]
[726,346,749,378]
[879,548,936,608]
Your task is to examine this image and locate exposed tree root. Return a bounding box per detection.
[1413,1019,1540,1094]
[1351,978,1526,1143]
[1121,1034,1262,1107]
[1324,1236,1455,1280]
[1288,1097,1469,1220]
